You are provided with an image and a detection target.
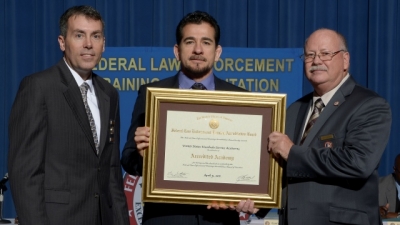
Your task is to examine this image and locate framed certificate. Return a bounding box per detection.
[142,87,286,208]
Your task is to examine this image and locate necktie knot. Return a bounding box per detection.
[314,98,325,111]
[80,82,90,96]
[191,83,207,90]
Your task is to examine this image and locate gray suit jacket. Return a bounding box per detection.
[281,76,391,225]
[379,173,397,212]
[121,73,245,225]
[8,60,129,225]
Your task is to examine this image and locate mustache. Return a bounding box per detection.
[309,65,328,72]
[189,55,206,61]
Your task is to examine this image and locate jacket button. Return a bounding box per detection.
[94,193,99,198]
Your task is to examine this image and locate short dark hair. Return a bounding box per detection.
[175,11,220,46]
[59,5,105,38]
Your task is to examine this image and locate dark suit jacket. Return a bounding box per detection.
[281,77,391,225]
[121,73,245,225]
[379,173,398,212]
[8,60,129,225]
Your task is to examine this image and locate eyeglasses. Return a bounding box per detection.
[300,50,346,63]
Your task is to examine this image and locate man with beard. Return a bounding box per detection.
[121,11,245,225]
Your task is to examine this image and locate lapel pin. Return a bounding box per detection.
[333,101,339,106]
[324,141,333,148]
[109,120,115,143]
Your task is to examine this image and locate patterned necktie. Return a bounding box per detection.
[80,83,99,155]
[300,98,325,145]
[191,83,207,90]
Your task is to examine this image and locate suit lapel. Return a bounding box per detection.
[58,60,97,153]
[388,175,397,209]
[294,99,312,144]
[93,76,110,156]
[301,77,356,146]
[214,75,228,90]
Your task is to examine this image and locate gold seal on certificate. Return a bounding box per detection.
[142,88,285,208]
[209,119,219,129]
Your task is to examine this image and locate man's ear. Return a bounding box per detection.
[214,45,222,62]
[58,35,65,51]
[103,37,105,52]
[343,51,350,72]
[173,44,180,61]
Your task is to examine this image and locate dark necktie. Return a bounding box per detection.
[80,82,99,155]
[191,83,207,90]
[300,98,325,145]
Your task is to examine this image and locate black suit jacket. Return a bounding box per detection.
[8,60,129,225]
[280,77,391,225]
[121,73,245,225]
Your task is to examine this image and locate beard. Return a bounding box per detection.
[181,63,213,79]
[181,55,213,79]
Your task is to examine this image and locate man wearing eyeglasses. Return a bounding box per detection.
[379,154,400,219]
[262,28,392,225]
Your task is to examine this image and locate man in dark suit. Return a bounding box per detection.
[8,5,129,225]
[121,11,244,225]
[379,154,400,218]
[266,28,392,225]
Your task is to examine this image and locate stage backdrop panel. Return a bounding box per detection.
[95,47,303,150]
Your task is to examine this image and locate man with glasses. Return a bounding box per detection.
[379,154,400,219]
[263,28,392,225]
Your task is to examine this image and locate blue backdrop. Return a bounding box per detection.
[96,47,303,149]
[1,0,399,218]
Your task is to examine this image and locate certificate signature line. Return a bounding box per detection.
[236,174,255,183]
[167,171,188,178]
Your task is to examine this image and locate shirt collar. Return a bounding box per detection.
[63,58,94,92]
[313,73,350,106]
[178,71,215,90]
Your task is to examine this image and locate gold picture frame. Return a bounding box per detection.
[142,87,286,208]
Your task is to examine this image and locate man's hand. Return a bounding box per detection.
[134,127,150,157]
[379,203,398,218]
[235,199,259,214]
[206,199,259,214]
[207,201,235,210]
[379,203,389,217]
[268,131,294,161]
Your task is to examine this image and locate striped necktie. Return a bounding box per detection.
[80,82,99,155]
[300,98,324,145]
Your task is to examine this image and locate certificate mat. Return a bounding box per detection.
[164,111,263,185]
[142,88,285,208]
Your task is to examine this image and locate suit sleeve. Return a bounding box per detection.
[8,76,50,225]
[121,85,147,176]
[108,93,130,224]
[287,96,392,179]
